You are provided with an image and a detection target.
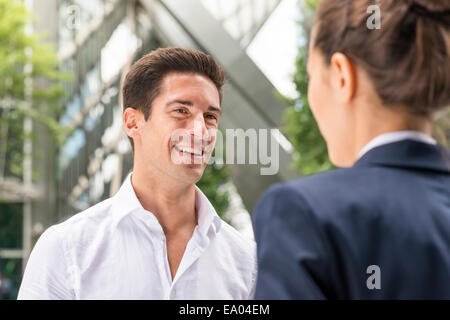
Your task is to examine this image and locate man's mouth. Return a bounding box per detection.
[174,145,205,157]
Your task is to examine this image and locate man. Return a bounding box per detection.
[18,47,256,299]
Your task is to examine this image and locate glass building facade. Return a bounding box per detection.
[0,0,297,299]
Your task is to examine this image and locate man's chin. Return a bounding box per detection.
[170,151,212,182]
[172,163,206,183]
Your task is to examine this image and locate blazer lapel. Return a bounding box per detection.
[353,140,450,173]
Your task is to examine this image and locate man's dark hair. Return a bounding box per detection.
[122,47,225,149]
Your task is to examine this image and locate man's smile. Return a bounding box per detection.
[174,145,205,157]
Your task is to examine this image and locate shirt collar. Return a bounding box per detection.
[111,173,222,236]
[110,172,144,230]
[195,185,222,235]
[357,130,437,160]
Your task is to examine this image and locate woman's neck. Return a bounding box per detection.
[353,103,432,163]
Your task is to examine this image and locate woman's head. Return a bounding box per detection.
[307,0,450,166]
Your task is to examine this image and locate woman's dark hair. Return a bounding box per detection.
[313,0,450,116]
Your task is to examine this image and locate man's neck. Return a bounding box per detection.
[130,168,197,235]
[130,167,198,281]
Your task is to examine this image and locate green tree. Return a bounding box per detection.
[282,0,333,176]
[0,0,70,181]
[196,128,231,218]
[0,0,70,300]
[197,162,230,218]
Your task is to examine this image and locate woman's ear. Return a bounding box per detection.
[123,108,140,141]
[330,52,357,104]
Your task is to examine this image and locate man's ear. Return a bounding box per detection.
[123,108,141,141]
[330,52,357,103]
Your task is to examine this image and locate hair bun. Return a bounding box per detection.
[408,0,450,13]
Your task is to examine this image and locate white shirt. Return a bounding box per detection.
[357,130,437,159]
[18,174,257,300]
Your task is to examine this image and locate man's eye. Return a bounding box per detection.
[175,109,188,114]
[206,114,217,120]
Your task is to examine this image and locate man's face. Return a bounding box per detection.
[130,72,221,185]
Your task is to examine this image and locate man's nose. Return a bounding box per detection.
[187,115,211,142]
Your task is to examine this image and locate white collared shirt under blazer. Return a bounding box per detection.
[18,174,257,300]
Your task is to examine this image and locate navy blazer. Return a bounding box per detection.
[253,140,450,299]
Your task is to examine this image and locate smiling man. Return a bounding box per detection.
[18,47,257,300]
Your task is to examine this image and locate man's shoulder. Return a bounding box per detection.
[58,197,114,227]
[219,220,255,247]
[216,220,256,260]
[44,197,116,244]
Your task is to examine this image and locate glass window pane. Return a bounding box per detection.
[0,203,23,249]
[0,258,22,300]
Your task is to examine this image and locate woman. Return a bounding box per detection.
[253,0,450,299]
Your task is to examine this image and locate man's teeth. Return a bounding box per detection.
[178,147,203,156]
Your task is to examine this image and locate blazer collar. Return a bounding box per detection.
[353,139,450,173]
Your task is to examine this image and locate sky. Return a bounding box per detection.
[247,0,301,99]
[98,0,301,98]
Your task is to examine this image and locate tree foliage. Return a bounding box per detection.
[0,0,71,299]
[197,162,230,218]
[282,0,333,176]
[0,0,71,180]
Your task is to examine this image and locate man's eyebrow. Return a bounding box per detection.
[166,99,193,107]
[208,106,222,115]
[167,99,222,114]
